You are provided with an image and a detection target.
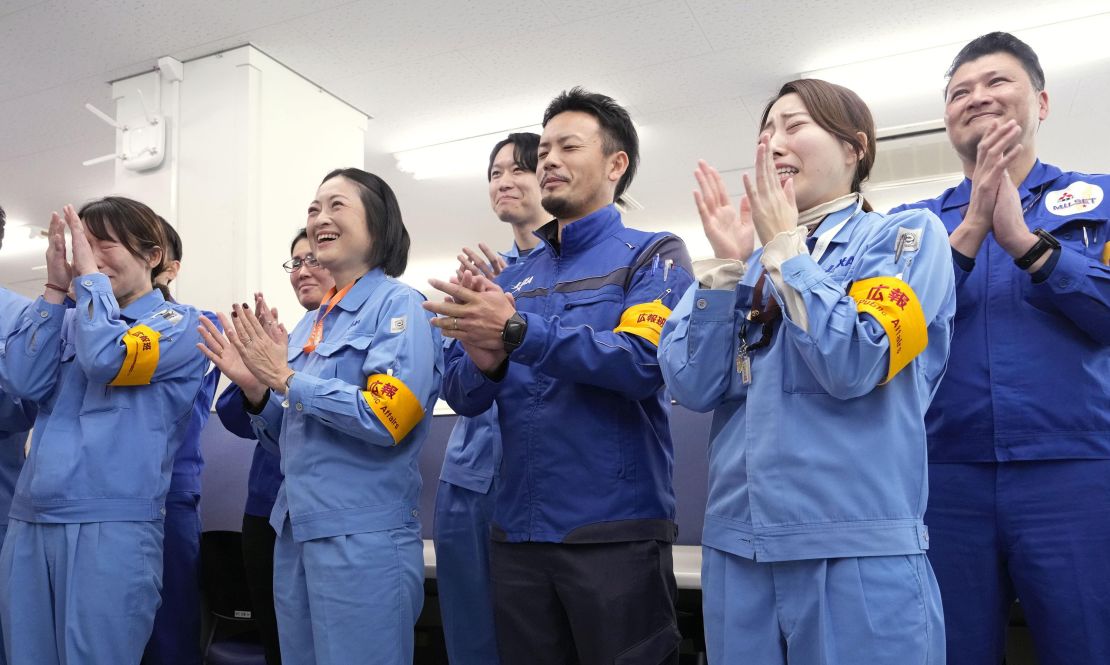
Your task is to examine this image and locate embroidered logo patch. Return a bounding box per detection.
[509,275,534,294]
[390,316,406,334]
[1045,182,1104,216]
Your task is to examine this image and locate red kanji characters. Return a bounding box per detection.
[866,284,889,301]
[888,288,910,310]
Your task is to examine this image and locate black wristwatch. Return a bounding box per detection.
[1014,228,1060,270]
[501,312,527,354]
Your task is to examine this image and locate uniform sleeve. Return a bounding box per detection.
[774,209,956,399]
[70,274,204,386]
[511,235,695,402]
[215,383,257,440]
[441,338,502,418]
[658,282,751,412]
[0,297,67,402]
[285,289,443,447]
[1022,240,1110,344]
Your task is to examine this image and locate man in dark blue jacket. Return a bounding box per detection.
[427,88,693,665]
[891,32,1110,665]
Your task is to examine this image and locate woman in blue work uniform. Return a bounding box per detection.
[215,227,336,665]
[659,79,956,664]
[198,168,442,665]
[0,198,208,665]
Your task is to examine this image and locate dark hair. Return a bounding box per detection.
[290,227,309,255]
[487,132,540,181]
[0,204,6,249]
[946,32,1045,94]
[158,217,182,262]
[153,216,182,300]
[319,168,409,277]
[78,196,168,286]
[542,87,639,200]
[760,79,877,212]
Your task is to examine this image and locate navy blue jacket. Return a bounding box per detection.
[443,205,693,543]
[892,161,1110,462]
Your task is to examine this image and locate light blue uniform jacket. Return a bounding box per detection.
[438,242,536,493]
[248,269,443,542]
[0,274,207,522]
[0,289,33,530]
[659,206,956,561]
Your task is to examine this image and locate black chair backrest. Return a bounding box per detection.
[200,530,255,620]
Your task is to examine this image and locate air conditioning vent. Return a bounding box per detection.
[870,120,963,187]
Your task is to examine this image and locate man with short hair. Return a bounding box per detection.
[426,88,693,665]
[433,131,546,665]
[0,205,34,665]
[891,31,1110,665]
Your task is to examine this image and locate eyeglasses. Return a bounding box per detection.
[282,256,321,273]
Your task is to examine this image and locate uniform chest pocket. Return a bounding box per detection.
[309,334,374,386]
[1044,217,1107,261]
[781,340,829,395]
[561,290,623,326]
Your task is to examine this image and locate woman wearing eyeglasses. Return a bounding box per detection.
[214,228,335,665]
[659,80,956,664]
[200,169,441,665]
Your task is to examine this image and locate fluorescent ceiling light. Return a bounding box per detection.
[394,125,542,180]
[804,13,1110,103]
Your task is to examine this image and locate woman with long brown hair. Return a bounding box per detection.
[660,80,956,664]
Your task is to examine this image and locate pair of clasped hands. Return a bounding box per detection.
[952,119,1042,261]
[43,206,102,304]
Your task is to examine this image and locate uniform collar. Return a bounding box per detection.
[120,287,166,322]
[942,160,1063,211]
[535,204,623,256]
[333,268,385,312]
[500,239,543,263]
[810,199,864,245]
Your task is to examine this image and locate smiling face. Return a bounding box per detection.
[537,111,627,222]
[306,176,374,287]
[488,143,543,225]
[87,223,159,307]
[944,52,1049,165]
[762,93,861,211]
[288,237,335,310]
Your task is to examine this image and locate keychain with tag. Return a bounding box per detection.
[736,322,752,384]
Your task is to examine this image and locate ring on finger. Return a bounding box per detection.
[452,317,460,330]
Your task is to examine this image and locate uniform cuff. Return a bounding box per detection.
[693,258,748,290]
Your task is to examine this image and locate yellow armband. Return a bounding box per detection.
[109,325,161,386]
[1101,241,1109,266]
[361,374,425,445]
[613,300,672,347]
[848,277,927,384]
